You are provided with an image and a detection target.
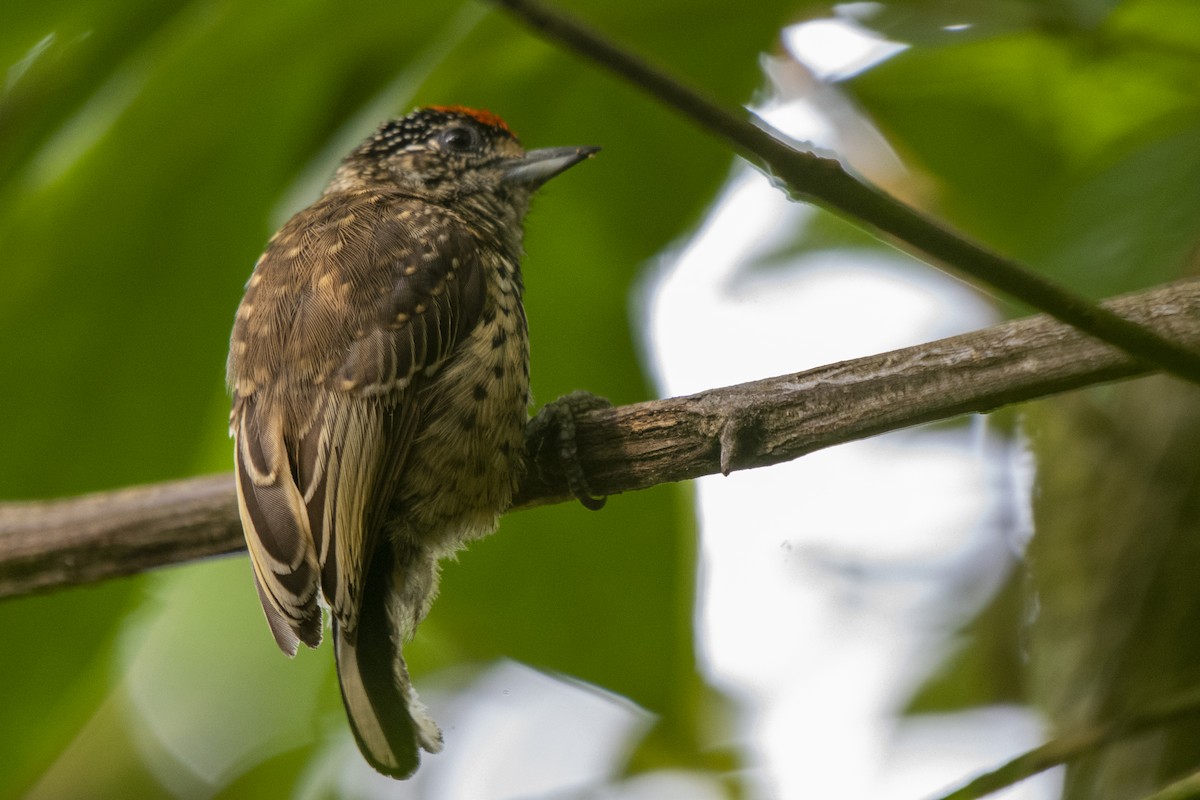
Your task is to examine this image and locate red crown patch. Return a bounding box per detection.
[426,105,515,136]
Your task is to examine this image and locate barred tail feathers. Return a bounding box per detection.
[333,541,442,779]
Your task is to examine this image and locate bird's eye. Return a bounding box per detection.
[439,126,481,152]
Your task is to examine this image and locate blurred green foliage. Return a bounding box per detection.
[849,0,1200,298]
[5,0,1200,797]
[845,2,1200,798]
[0,0,794,796]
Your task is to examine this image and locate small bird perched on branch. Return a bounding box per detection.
[227,106,597,778]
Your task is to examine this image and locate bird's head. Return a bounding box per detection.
[328,106,598,222]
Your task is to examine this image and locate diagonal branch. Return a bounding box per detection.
[1,279,1198,602]
[930,684,1200,800]
[484,0,1200,385]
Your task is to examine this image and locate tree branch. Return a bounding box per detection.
[485,0,1200,385]
[930,684,1200,800]
[1141,769,1200,800]
[1,279,1198,602]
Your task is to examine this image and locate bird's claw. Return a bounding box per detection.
[526,390,612,510]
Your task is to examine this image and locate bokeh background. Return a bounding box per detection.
[3,1,1200,798]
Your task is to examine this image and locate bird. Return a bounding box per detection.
[227,106,598,778]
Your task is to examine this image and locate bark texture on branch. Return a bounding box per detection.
[2,279,1198,602]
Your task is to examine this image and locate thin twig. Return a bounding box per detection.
[930,685,1200,800]
[1140,769,1200,800]
[485,0,1200,385]
[2,279,1199,601]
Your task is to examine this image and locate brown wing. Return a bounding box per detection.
[229,191,487,651]
[232,391,323,654]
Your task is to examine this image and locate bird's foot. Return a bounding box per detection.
[526,390,612,510]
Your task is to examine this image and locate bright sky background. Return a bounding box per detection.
[647,153,1052,799]
[641,13,1059,799]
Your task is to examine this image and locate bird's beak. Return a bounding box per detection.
[503,146,601,187]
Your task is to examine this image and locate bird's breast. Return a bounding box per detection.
[390,250,530,553]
